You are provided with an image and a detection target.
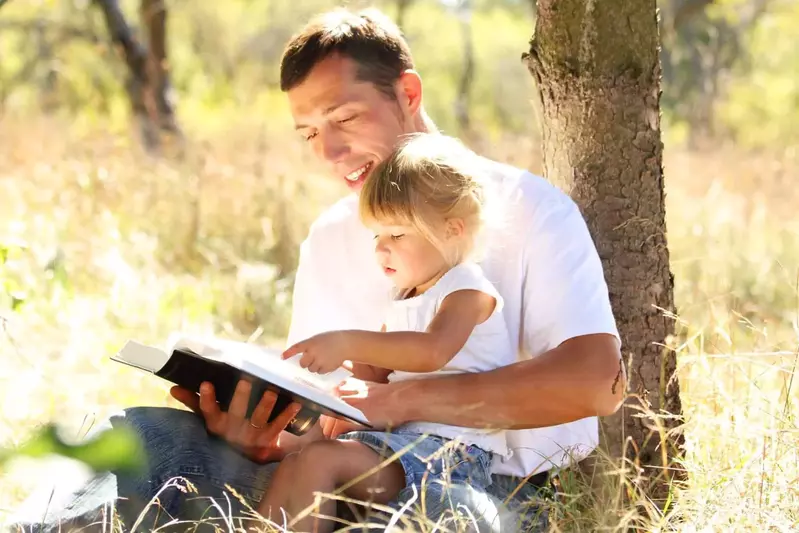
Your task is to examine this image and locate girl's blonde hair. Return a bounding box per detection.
[359,133,490,266]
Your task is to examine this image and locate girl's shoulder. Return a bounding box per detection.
[434,262,504,314]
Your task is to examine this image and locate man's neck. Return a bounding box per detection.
[413,109,438,134]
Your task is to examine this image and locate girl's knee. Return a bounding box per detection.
[296,439,345,467]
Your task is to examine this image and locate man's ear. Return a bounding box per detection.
[396,69,423,116]
[444,218,465,241]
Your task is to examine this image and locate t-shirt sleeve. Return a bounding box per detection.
[436,263,504,314]
[521,195,620,357]
[285,236,318,349]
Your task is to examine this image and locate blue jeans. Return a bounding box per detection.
[342,429,493,493]
[6,407,551,532]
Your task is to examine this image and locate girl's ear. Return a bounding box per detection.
[445,218,465,240]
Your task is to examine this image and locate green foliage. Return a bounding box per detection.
[0,239,28,312]
[0,424,145,474]
[0,0,537,139]
[717,1,799,149]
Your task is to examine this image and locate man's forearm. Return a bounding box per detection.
[393,333,625,430]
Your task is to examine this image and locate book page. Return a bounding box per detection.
[113,341,171,373]
[167,334,365,419]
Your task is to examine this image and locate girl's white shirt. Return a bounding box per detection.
[384,261,515,458]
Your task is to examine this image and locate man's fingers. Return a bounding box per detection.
[198,382,223,434]
[336,380,368,397]
[249,390,278,427]
[227,379,253,419]
[170,386,201,414]
[299,352,313,369]
[340,395,361,407]
[258,402,302,444]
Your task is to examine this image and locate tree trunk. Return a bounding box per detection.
[140,0,180,137]
[94,0,181,153]
[523,0,683,500]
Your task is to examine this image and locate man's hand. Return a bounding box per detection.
[335,378,408,429]
[282,331,351,374]
[170,380,302,463]
[319,414,367,439]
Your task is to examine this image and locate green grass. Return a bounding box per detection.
[1,116,797,531]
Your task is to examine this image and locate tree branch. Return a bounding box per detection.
[93,0,157,151]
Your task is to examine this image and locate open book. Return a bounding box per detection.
[111,334,370,435]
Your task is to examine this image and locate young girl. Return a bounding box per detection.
[257,133,517,531]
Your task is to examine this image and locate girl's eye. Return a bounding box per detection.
[338,115,356,124]
[304,131,318,141]
[391,234,404,241]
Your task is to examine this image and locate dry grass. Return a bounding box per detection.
[0,116,797,531]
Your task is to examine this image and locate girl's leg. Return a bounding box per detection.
[279,439,405,533]
[257,452,301,524]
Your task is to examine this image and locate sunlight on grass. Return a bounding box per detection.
[1,118,797,531]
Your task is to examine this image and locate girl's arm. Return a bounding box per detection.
[348,326,392,382]
[284,290,496,374]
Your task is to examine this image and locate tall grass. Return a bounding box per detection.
[0,116,797,531]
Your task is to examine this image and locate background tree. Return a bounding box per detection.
[94,0,181,153]
[524,0,682,499]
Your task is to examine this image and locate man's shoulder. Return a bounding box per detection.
[478,156,582,229]
[305,194,360,242]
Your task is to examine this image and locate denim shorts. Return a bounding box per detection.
[337,428,494,491]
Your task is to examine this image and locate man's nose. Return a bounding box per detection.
[317,131,349,164]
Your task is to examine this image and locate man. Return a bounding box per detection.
[9,8,624,532]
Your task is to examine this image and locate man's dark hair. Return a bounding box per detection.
[279,8,415,100]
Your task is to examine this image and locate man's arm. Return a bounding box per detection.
[340,333,624,430]
[342,188,625,430]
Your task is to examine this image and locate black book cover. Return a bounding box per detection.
[158,348,321,435]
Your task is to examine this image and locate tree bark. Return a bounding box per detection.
[94,0,181,153]
[523,0,683,500]
[140,0,180,137]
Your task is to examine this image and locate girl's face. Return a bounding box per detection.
[370,221,450,295]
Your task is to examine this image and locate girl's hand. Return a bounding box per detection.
[319,414,366,439]
[282,331,351,374]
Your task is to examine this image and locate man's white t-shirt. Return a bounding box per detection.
[286,157,620,478]
[384,261,516,459]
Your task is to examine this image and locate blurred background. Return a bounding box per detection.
[1,0,797,528]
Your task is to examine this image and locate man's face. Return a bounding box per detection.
[287,54,417,192]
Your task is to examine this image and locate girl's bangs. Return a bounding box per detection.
[359,174,415,227]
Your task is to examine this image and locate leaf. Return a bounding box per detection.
[0,424,146,474]
[10,291,25,311]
